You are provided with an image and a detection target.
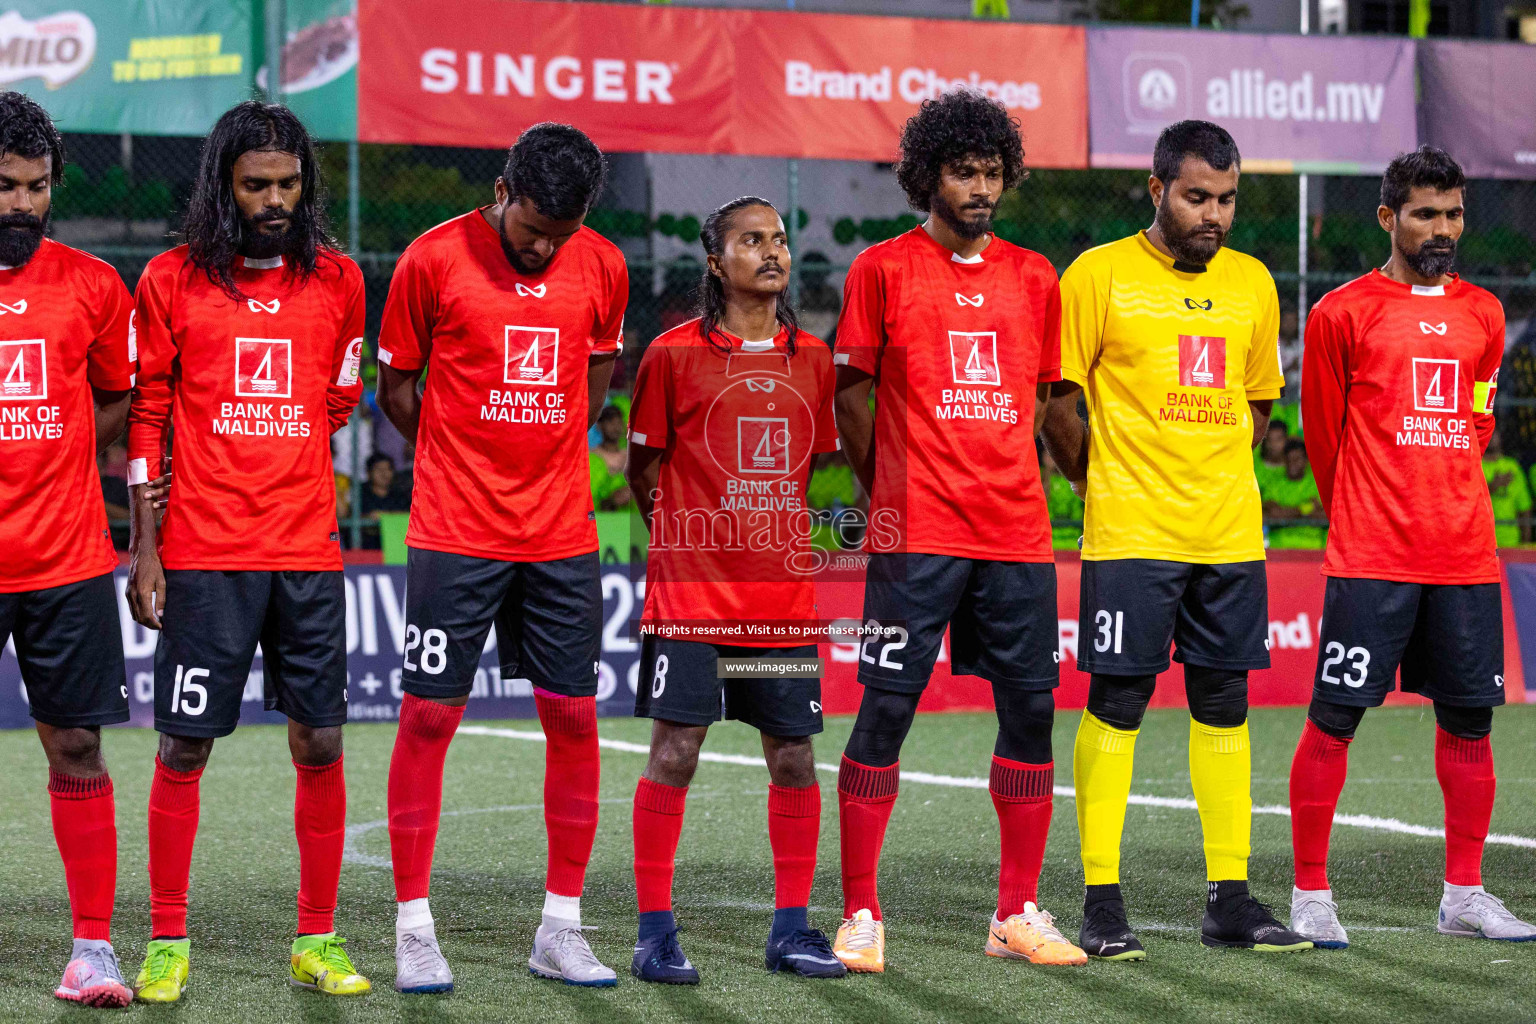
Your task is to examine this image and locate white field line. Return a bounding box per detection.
[454,725,1536,850]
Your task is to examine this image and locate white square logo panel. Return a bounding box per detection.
[236,338,292,399]
[0,339,45,400]
[1412,357,1459,414]
[948,331,1000,387]
[504,325,560,387]
[737,416,790,475]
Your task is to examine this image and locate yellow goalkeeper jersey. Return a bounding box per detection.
[1059,231,1284,563]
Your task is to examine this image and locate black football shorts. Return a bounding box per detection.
[1076,558,1270,676]
[634,637,823,737]
[401,547,601,700]
[0,572,128,728]
[855,552,1059,694]
[153,570,347,738]
[1311,577,1504,708]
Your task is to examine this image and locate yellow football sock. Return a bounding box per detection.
[1189,719,1252,881]
[1074,711,1139,886]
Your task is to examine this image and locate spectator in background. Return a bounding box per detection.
[100,440,131,549]
[1254,418,1288,493]
[591,404,633,511]
[1041,448,1084,550]
[1262,439,1326,549]
[796,250,842,344]
[359,452,412,551]
[1485,428,1531,547]
[334,472,353,541]
[807,449,863,550]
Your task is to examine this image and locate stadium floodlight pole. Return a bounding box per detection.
[1298,1,1309,340]
[1190,0,1200,26]
[264,0,285,102]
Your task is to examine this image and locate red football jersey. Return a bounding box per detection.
[1302,270,1504,584]
[0,239,134,593]
[833,228,1061,561]
[127,248,365,571]
[377,210,628,561]
[630,320,839,646]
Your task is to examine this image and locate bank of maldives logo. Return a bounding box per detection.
[504,325,559,386]
[948,331,1000,387]
[1123,53,1191,131]
[236,338,292,399]
[0,11,97,89]
[738,417,791,475]
[1178,335,1226,388]
[1413,357,1459,414]
[0,338,45,399]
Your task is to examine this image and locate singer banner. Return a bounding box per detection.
[355,0,1089,167]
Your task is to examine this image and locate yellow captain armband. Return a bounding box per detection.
[1474,375,1499,415]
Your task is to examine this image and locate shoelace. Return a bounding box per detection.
[1016,910,1072,946]
[1224,897,1287,934]
[655,930,688,966]
[842,918,880,951]
[1085,900,1132,933]
[398,933,444,976]
[552,926,607,972]
[310,937,357,976]
[78,946,123,983]
[141,946,182,983]
[1462,891,1516,923]
[784,928,836,954]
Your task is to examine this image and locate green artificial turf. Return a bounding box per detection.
[1,705,1532,1023]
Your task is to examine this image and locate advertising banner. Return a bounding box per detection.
[1418,40,1536,181]
[355,0,1088,167]
[275,0,358,141]
[0,0,252,136]
[4,555,1524,729]
[1086,27,1417,174]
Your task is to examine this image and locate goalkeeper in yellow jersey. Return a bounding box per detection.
[1041,120,1312,960]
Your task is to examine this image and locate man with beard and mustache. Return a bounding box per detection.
[374,122,628,993]
[124,101,369,1002]
[1041,119,1310,960]
[0,90,136,1009]
[1287,146,1535,948]
[830,90,1085,973]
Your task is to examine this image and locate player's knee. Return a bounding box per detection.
[290,724,344,767]
[762,734,817,788]
[38,724,104,775]
[1433,702,1492,740]
[646,723,705,787]
[1184,666,1249,728]
[158,732,213,773]
[1086,673,1156,731]
[844,686,921,768]
[992,685,1054,764]
[1306,697,1366,740]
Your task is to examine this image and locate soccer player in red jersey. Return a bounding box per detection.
[0,92,135,1009]
[124,102,369,1001]
[375,123,628,992]
[625,197,844,984]
[829,91,1084,971]
[1289,146,1536,946]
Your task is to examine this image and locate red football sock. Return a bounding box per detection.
[147,757,203,938]
[990,757,1053,918]
[49,770,116,942]
[633,776,688,913]
[294,757,346,935]
[768,783,820,910]
[837,756,899,920]
[1436,728,1496,887]
[388,694,464,902]
[1289,720,1351,891]
[536,692,600,897]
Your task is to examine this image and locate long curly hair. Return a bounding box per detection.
[894,90,1026,213]
[182,101,337,301]
[696,196,800,356]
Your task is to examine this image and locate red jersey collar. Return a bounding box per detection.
[909,225,993,267]
[1368,267,1462,297]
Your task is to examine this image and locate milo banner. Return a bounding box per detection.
[1086,27,1417,174]
[1418,40,1536,181]
[0,1,253,135]
[2,556,1527,729]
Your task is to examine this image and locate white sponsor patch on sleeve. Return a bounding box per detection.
[378,347,395,366]
[127,458,149,486]
[336,337,364,387]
